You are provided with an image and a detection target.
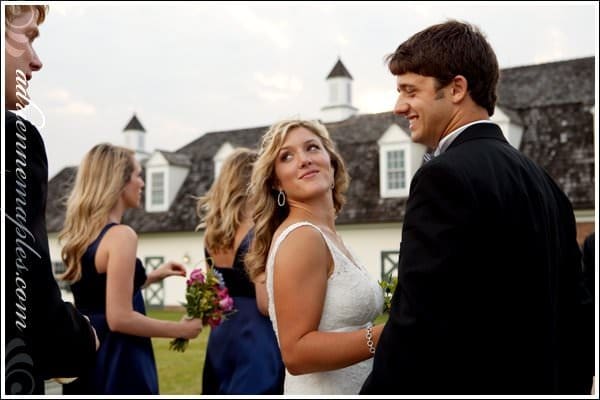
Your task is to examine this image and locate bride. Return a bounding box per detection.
[245,119,384,394]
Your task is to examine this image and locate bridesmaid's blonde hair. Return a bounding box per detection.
[59,143,136,282]
[196,148,258,253]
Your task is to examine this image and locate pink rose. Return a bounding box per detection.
[219,296,234,312]
[217,287,229,299]
[189,268,205,284]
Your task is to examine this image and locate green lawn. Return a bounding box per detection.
[148,309,389,395]
[148,308,209,395]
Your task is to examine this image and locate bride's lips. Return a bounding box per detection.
[299,170,319,179]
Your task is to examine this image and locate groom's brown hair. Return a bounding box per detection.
[386,19,499,116]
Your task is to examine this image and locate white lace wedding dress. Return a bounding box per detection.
[265,221,384,394]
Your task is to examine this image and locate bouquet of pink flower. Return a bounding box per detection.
[169,266,236,352]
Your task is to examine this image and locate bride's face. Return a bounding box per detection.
[273,127,334,204]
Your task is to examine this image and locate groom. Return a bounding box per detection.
[361,20,593,394]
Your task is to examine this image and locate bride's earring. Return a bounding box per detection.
[277,190,286,207]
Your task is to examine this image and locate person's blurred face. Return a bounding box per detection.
[393,72,453,149]
[5,8,43,110]
[121,158,144,209]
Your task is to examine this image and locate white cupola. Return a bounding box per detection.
[123,113,150,161]
[320,58,358,123]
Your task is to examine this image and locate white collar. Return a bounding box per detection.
[434,120,496,157]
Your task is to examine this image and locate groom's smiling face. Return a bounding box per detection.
[393,72,454,149]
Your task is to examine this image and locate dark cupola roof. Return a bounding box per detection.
[123,113,146,132]
[326,58,353,80]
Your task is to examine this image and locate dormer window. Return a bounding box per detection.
[378,124,426,198]
[145,150,191,213]
[214,142,235,179]
[492,106,523,150]
[150,171,165,206]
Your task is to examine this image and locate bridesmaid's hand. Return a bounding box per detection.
[145,261,187,286]
[178,316,203,339]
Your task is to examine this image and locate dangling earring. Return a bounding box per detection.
[277,190,286,207]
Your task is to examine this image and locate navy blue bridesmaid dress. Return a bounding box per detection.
[201,230,284,394]
[63,223,159,394]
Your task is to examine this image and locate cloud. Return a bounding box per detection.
[43,88,96,116]
[533,28,567,64]
[225,4,290,49]
[55,101,96,116]
[253,72,303,102]
[355,87,396,114]
[45,88,71,102]
[336,32,349,47]
[50,4,87,18]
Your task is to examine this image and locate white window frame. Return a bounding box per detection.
[146,167,168,212]
[379,142,411,198]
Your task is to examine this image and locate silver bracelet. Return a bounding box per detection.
[365,322,376,354]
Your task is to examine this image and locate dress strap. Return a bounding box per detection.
[96,222,119,243]
[268,222,330,266]
[86,222,119,252]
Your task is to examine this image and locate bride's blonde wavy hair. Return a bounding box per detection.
[196,148,258,253]
[59,143,136,282]
[245,119,349,281]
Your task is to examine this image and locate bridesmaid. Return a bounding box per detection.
[198,148,284,394]
[60,143,203,394]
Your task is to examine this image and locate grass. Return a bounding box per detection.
[148,308,389,395]
[148,308,209,395]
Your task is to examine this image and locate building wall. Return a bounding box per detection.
[48,231,200,306]
[48,211,593,307]
[49,224,402,307]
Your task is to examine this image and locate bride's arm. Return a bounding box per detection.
[273,226,383,375]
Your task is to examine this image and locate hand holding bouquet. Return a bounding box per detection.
[169,265,236,352]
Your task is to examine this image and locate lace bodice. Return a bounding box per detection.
[265,222,384,394]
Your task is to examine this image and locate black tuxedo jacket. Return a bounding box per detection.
[361,123,593,394]
[4,111,96,394]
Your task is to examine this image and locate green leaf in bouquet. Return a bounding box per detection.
[378,276,398,313]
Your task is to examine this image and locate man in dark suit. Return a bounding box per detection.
[361,20,593,394]
[582,232,595,303]
[4,5,98,394]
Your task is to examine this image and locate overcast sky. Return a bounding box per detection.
[4,2,598,177]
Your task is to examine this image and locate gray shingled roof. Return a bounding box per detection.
[155,150,192,167]
[46,57,595,233]
[496,57,595,209]
[497,57,595,108]
[326,58,353,80]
